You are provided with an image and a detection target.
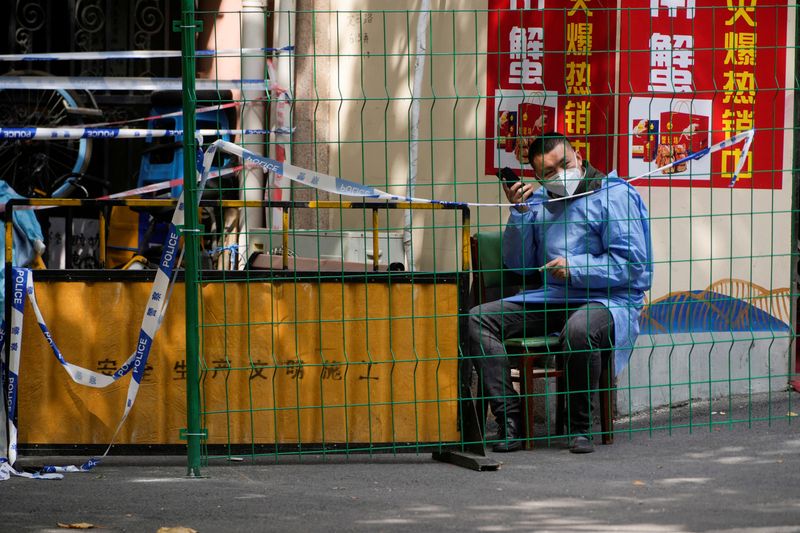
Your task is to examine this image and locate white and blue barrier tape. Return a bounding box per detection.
[0,165,245,214]
[83,100,250,128]
[210,128,755,207]
[0,127,291,140]
[0,47,294,62]
[0,76,275,92]
[1,122,754,201]
[0,458,64,480]
[0,273,71,480]
[0,147,214,479]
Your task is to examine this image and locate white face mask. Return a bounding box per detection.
[541,152,584,197]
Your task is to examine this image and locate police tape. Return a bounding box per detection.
[1,236,181,475]
[0,76,275,92]
[0,270,80,480]
[265,58,292,212]
[214,139,435,203]
[723,128,754,188]
[0,46,294,62]
[0,147,215,478]
[41,458,101,474]
[2,123,752,206]
[0,165,245,214]
[0,125,756,212]
[83,100,243,128]
[205,128,755,209]
[81,97,273,129]
[98,165,244,200]
[550,129,756,204]
[0,127,291,140]
[0,458,64,480]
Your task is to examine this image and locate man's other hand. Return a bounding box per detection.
[544,257,569,280]
[504,181,535,213]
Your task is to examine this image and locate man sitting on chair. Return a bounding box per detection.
[469,132,652,453]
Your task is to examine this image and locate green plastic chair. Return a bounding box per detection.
[470,231,614,448]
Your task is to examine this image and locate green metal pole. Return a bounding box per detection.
[180,0,202,478]
[790,6,800,390]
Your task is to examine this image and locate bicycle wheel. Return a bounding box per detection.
[0,70,94,196]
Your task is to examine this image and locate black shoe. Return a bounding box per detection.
[492,416,524,453]
[569,435,595,454]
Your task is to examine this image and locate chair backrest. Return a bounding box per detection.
[470,230,541,305]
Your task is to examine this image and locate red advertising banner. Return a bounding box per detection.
[618,1,788,189]
[485,0,617,177]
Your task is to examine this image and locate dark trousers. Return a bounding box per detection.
[467,300,614,435]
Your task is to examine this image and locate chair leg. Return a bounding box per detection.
[599,360,614,445]
[477,374,489,438]
[555,373,566,437]
[521,356,535,450]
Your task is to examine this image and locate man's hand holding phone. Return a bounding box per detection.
[497,167,534,213]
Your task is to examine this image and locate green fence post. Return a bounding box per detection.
[790,8,800,390]
[180,0,202,478]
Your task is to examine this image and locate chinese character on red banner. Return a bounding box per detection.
[619,0,787,189]
[485,0,616,177]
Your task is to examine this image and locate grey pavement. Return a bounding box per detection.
[3,391,800,533]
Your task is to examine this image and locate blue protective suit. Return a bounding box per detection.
[502,172,652,374]
[0,181,44,311]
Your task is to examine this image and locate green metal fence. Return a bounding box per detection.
[173,2,797,473]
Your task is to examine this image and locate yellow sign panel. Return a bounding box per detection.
[18,279,460,446]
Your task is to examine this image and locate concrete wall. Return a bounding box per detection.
[619,332,792,415]
[302,2,495,272]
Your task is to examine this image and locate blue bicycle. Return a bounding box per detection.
[0,69,100,196]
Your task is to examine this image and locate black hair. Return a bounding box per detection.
[527,131,574,167]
